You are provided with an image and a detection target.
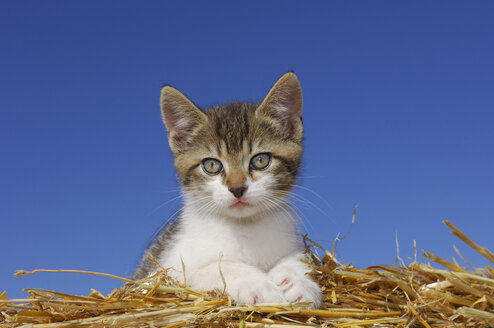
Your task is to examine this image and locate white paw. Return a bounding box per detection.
[269,267,322,308]
[230,278,287,305]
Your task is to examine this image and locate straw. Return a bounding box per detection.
[1,220,492,327]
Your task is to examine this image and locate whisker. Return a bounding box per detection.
[148,195,183,216]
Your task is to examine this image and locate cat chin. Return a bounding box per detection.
[217,205,271,222]
[183,190,276,222]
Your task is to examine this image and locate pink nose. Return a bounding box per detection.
[229,186,247,198]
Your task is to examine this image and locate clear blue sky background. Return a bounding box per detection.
[1,1,493,299]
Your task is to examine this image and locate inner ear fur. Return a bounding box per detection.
[160,86,207,151]
[256,72,303,140]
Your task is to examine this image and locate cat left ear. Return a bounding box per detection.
[160,86,207,152]
[256,72,303,140]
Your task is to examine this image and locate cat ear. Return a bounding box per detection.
[160,86,207,151]
[256,72,303,140]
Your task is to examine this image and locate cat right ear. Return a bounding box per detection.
[160,86,207,151]
[256,72,303,141]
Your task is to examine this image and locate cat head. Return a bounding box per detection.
[160,73,303,220]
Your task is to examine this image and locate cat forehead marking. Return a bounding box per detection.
[205,103,256,155]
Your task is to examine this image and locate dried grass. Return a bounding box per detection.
[1,220,493,327]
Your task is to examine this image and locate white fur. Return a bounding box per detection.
[157,171,322,306]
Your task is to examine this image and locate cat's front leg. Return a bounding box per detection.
[268,254,322,308]
[186,261,286,305]
[229,275,287,305]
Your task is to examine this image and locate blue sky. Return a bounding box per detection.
[1,1,493,299]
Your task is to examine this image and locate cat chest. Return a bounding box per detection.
[177,219,299,271]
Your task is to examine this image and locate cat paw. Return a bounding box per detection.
[269,267,322,308]
[230,278,287,305]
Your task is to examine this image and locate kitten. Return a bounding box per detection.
[133,72,322,307]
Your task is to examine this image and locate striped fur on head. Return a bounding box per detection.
[160,73,303,220]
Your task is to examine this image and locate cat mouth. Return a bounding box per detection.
[230,200,250,209]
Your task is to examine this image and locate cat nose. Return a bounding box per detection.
[229,186,247,198]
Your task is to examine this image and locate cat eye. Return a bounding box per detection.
[202,158,223,175]
[250,153,271,170]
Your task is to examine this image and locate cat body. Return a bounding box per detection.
[133,73,322,306]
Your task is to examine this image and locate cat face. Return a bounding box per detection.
[161,73,303,220]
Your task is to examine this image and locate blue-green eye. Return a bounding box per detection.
[202,158,223,175]
[250,153,271,170]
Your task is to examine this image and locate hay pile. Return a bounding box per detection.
[1,220,493,327]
